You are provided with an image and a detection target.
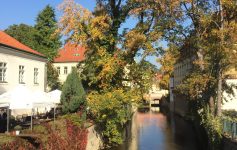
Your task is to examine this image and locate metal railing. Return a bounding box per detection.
[222,118,237,139]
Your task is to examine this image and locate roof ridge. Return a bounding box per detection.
[0,31,45,57]
[54,42,85,63]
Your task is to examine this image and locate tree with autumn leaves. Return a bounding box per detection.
[56,0,179,146]
[56,0,237,148]
[158,1,237,149]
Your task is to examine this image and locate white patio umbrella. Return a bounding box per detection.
[9,85,33,110]
[0,85,33,132]
[0,92,10,107]
[47,90,62,128]
[0,92,10,103]
[32,90,55,109]
[0,86,62,132]
[47,89,61,104]
[0,85,33,115]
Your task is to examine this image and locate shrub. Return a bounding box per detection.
[33,125,48,134]
[63,112,86,127]
[61,68,86,114]
[87,89,135,146]
[201,110,222,150]
[14,125,22,130]
[1,137,35,150]
[46,119,88,150]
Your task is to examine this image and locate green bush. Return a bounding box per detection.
[63,113,86,127]
[33,125,48,134]
[61,68,86,114]
[201,111,222,150]
[14,125,22,130]
[87,89,135,146]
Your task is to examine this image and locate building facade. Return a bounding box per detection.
[170,56,237,115]
[173,58,193,87]
[53,42,86,83]
[0,31,47,95]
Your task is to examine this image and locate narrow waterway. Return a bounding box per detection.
[113,107,200,150]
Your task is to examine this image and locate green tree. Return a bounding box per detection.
[5,24,38,50]
[56,0,180,146]
[165,1,237,149]
[5,6,62,90]
[60,68,86,114]
[128,61,158,98]
[172,0,237,115]
[34,5,62,90]
[34,5,61,61]
[47,63,61,90]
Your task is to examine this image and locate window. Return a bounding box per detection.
[0,62,7,82]
[57,67,60,75]
[74,53,80,56]
[34,68,39,84]
[64,67,68,74]
[19,65,24,84]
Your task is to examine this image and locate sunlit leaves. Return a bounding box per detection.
[87,89,137,144]
[57,0,92,44]
[158,46,179,89]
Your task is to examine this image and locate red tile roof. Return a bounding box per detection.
[0,31,44,57]
[54,42,86,63]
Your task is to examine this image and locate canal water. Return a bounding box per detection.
[113,107,200,150]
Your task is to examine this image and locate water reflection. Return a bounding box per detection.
[114,108,199,150]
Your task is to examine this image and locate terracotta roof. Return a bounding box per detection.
[54,42,86,63]
[0,31,44,57]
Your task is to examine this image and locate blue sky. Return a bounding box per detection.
[0,0,95,29]
[0,0,160,68]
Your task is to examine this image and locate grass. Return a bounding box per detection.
[0,135,16,145]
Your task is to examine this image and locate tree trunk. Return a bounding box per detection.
[216,0,224,117]
[209,96,214,115]
[216,71,222,116]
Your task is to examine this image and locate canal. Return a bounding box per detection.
[113,108,201,150]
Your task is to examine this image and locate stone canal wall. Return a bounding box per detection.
[86,106,137,150]
[86,125,103,150]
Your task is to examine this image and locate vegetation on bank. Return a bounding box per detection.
[4,0,237,149]
[157,1,237,150]
[56,0,159,147]
[1,66,88,149]
[87,89,137,145]
[1,113,88,150]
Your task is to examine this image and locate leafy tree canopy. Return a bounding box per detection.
[34,5,62,61]
[5,24,38,50]
[56,0,180,145]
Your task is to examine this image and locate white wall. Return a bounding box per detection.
[174,59,192,87]
[222,79,237,111]
[53,62,78,83]
[0,46,47,95]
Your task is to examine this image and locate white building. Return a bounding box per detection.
[53,42,86,83]
[173,58,193,87]
[0,31,47,95]
[171,56,237,114]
